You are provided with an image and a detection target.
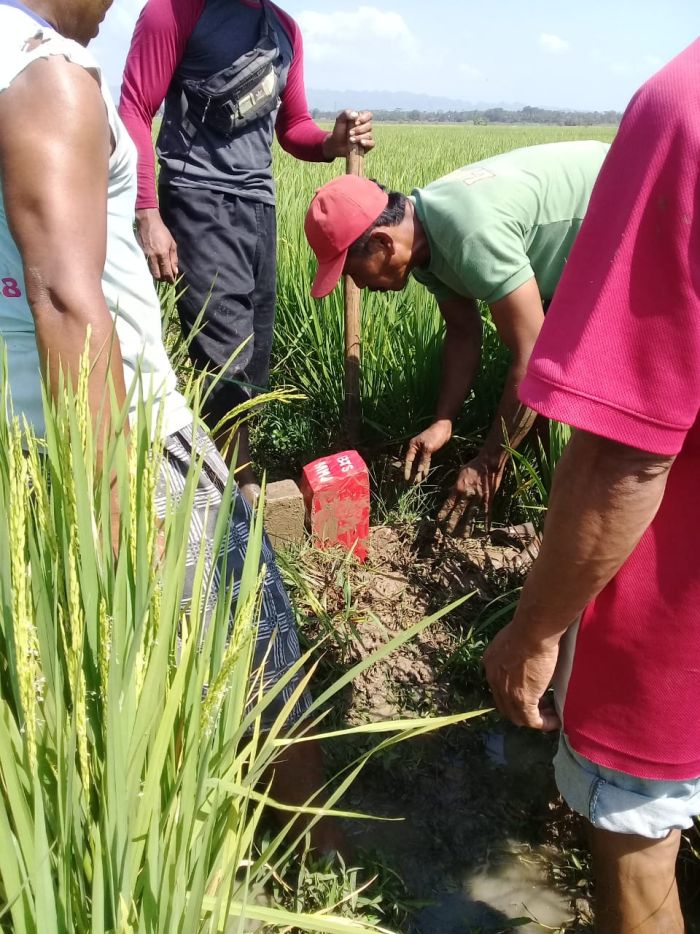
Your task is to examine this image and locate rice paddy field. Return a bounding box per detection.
[262,124,616,479]
[4,122,700,934]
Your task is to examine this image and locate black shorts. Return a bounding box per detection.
[159,184,277,426]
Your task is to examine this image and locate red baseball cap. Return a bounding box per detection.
[304,175,389,298]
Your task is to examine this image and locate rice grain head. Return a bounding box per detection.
[9,417,38,772]
[68,524,90,796]
[201,566,264,736]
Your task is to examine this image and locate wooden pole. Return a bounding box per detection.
[344,140,364,445]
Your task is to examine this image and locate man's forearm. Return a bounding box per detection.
[512,431,673,641]
[31,285,127,454]
[479,363,537,468]
[435,326,481,422]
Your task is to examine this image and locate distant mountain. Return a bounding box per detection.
[307,88,526,113]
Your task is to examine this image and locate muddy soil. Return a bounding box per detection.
[289,524,595,932]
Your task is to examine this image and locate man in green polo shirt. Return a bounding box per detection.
[304,141,609,534]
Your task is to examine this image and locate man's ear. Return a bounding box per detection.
[369,228,395,256]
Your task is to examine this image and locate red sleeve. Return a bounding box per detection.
[118,0,204,210]
[520,41,700,456]
[272,6,330,162]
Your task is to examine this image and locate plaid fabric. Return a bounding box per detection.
[155,421,310,728]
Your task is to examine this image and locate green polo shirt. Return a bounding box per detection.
[411,140,610,305]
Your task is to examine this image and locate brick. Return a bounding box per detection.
[264,479,305,550]
[300,450,370,562]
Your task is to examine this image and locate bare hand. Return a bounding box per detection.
[135,208,179,283]
[483,622,561,731]
[323,109,375,159]
[437,456,503,536]
[404,419,452,483]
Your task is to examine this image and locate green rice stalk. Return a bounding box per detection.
[0,333,486,932]
[8,417,38,773]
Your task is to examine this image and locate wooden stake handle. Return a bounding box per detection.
[346,141,365,180]
[343,140,364,445]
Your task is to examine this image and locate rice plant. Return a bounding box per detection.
[508,419,573,526]
[0,349,482,932]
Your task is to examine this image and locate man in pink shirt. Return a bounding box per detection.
[119,0,373,498]
[485,41,700,930]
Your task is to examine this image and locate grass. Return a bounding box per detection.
[271,849,420,932]
[509,420,572,528]
[258,123,615,482]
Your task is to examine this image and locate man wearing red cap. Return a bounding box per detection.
[305,142,608,533]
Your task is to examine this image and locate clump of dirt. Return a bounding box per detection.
[296,522,534,722]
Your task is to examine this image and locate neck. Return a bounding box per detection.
[405,199,430,269]
[20,0,58,28]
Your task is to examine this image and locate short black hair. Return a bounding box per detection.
[347,181,408,256]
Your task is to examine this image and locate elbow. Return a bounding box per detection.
[275,124,293,155]
[277,134,294,156]
[276,128,307,160]
[508,343,539,384]
[446,323,482,363]
[510,361,529,385]
[572,430,676,485]
[25,268,105,326]
[118,97,155,137]
[24,267,58,320]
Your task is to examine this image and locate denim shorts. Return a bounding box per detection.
[554,734,700,839]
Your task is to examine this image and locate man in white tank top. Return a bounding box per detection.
[0,0,340,854]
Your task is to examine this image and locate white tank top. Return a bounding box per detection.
[0,6,191,437]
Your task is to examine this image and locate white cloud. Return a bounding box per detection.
[609,61,632,75]
[458,63,483,79]
[539,33,570,54]
[610,56,666,78]
[297,6,418,64]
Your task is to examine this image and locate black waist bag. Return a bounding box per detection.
[180,0,282,139]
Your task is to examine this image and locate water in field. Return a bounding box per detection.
[344,724,576,933]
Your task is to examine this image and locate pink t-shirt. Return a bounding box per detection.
[520,39,700,781]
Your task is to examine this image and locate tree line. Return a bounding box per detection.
[311,105,622,126]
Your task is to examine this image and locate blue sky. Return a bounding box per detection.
[94,0,698,110]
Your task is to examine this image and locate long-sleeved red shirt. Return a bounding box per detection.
[119,0,328,210]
